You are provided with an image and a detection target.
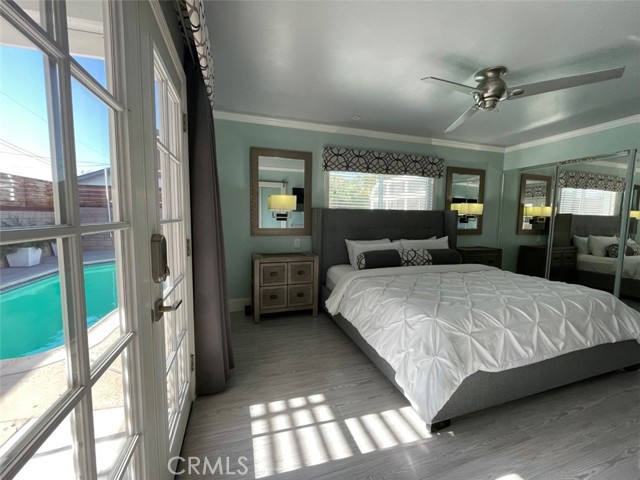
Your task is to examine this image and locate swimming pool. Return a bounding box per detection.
[0,263,117,359]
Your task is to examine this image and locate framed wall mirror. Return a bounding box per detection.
[250,147,312,236]
[445,167,485,235]
[517,173,552,235]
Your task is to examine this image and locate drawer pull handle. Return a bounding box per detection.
[270,294,278,300]
[297,292,304,298]
[270,272,278,277]
[297,270,305,275]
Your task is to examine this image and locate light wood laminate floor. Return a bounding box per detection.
[177,311,640,480]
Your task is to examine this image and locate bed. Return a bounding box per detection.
[554,214,640,299]
[312,208,640,431]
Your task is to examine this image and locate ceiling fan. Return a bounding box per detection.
[422,65,625,133]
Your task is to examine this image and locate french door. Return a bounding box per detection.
[148,5,195,478]
[132,1,196,477]
[0,1,194,478]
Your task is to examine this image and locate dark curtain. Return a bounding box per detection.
[185,56,234,394]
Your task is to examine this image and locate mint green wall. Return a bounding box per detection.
[214,119,504,299]
[504,123,640,170]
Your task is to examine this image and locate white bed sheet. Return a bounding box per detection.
[326,264,355,291]
[326,264,640,425]
[577,253,640,279]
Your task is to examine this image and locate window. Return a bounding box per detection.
[559,188,619,216]
[328,172,435,210]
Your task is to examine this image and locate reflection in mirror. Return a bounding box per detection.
[551,153,638,299]
[258,157,305,229]
[517,174,551,235]
[445,167,485,235]
[250,148,312,236]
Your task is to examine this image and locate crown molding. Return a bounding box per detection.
[504,115,640,153]
[214,110,640,156]
[213,111,506,153]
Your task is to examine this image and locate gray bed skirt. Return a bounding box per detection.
[321,285,640,425]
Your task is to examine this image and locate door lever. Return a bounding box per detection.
[154,298,182,322]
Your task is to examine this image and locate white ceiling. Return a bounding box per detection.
[204,1,640,148]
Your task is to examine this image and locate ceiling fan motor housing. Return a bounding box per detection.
[474,66,508,111]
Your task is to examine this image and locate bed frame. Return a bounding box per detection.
[554,214,640,299]
[312,208,640,431]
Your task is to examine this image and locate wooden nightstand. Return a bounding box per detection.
[517,245,576,282]
[252,252,319,323]
[457,246,502,268]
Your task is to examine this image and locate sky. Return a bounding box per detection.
[0,43,111,181]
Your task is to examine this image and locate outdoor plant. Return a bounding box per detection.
[0,218,50,263]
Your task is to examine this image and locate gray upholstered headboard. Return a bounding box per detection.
[312,208,458,284]
[553,214,637,247]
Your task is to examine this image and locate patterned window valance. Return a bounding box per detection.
[322,146,445,179]
[524,184,548,198]
[558,170,625,192]
[177,0,215,111]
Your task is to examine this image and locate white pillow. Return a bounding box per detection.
[348,241,402,269]
[573,235,589,255]
[345,239,390,268]
[401,236,449,250]
[588,235,618,257]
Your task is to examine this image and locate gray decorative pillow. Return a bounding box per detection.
[605,243,640,257]
[399,248,433,266]
[628,244,640,256]
[356,248,434,269]
[356,249,401,270]
[429,249,463,265]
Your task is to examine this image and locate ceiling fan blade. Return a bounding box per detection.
[506,66,625,99]
[445,105,479,133]
[421,76,479,95]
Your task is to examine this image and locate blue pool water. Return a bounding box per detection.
[0,263,117,359]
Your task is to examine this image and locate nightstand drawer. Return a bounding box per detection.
[288,284,313,306]
[288,261,314,284]
[260,286,287,309]
[457,247,502,268]
[260,263,287,285]
[481,254,499,267]
[561,251,576,265]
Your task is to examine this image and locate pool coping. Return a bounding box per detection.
[0,309,121,376]
[0,260,115,294]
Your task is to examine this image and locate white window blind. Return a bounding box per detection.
[559,188,618,216]
[328,171,435,210]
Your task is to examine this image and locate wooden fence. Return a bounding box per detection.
[0,172,111,210]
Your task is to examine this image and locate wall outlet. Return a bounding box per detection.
[294,238,301,248]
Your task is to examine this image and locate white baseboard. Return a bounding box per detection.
[229,297,251,313]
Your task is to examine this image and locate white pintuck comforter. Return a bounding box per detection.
[325,264,640,424]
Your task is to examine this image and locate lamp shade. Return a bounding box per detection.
[524,206,553,217]
[451,203,483,215]
[267,194,296,211]
[630,210,640,219]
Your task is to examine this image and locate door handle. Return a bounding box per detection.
[151,233,170,283]
[153,298,182,322]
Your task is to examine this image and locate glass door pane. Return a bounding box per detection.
[1,1,140,478]
[0,18,61,227]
